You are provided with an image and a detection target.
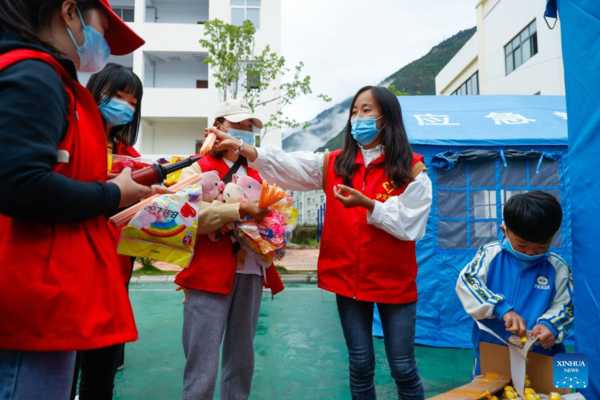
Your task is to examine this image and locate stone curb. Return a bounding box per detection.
[130,274,318,285]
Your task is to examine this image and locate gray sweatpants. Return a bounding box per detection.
[182,274,263,400]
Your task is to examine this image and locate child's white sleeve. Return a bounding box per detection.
[536,255,574,343]
[455,244,512,320]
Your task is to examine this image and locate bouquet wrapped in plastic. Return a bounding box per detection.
[117,184,203,267]
[236,183,298,264]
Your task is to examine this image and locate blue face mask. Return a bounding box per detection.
[502,238,549,264]
[66,8,111,73]
[350,116,384,146]
[99,97,135,127]
[228,128,256,146]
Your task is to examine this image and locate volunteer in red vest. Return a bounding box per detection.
[176,99,284,400]
[0,1,158,398]
[67,63,145,400]
[209,86,433,400]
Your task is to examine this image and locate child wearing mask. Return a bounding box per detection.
[456,191,574,376]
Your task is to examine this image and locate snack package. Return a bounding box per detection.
[117,185,203,267]
[109,154,153,174]
[236,196,298,264]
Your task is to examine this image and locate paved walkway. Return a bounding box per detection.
[134,248,320,273]
[277,248,320,271]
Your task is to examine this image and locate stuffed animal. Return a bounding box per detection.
[200,171,225,242]
[201,171,224,203]
[236,175,262,201]
[221,177,248,232]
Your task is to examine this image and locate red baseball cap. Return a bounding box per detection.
[97,0,145,56]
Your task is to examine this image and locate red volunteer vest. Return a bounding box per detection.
[174,155,284,295]
[318,150,425,304]
[0,50,137,351]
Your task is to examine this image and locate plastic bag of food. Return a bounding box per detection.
[109,154,153,174]
[236,196,298,264]
[117,185,203,267]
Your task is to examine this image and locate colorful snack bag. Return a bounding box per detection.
[118,185,203,267]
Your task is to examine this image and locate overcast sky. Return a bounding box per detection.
[280,0,479,124]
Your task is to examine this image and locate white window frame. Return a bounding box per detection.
[112,6,135,23]
[231,0,261,29]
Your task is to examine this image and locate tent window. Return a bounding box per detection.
[435,157,563,250]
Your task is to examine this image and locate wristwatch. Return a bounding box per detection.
[235,139,244,155]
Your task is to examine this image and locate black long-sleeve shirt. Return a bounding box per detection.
[0,32,120,223]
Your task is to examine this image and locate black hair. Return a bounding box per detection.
[503,191,562,243]
[0,0,100,55]
[87,63,143,148]
[334,86,414,188]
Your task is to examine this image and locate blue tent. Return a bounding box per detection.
[374,95,572,349]
[544,2,600,399]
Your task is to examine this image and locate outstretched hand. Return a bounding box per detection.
[205,127,240,153]
[333,184,375,211]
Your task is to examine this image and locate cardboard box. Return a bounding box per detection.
[430,342,573,399]
[479,342,570,396]
[429,372,511,399]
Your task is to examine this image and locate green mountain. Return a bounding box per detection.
[314,27,476,152]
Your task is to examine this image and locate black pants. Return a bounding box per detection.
[71,346,120,400]
[70,258,134,400]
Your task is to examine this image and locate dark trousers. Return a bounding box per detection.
[71,346,120,400]
[70,258,134,400]
[336,295,425,400]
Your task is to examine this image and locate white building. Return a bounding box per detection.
[291,189,326,226]
[435,0,565,96]
[83,0,282,160]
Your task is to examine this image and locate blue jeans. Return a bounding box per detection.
[0,350,75,400]
[336,295,425,400]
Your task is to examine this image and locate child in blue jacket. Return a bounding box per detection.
[456,191,573,375]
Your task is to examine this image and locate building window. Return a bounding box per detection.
[231,0,261,29]
[452,71,479,95]
[231,61,261,94]
[505,19,538,75]
[435,157,562,250]
[112,7,134,23]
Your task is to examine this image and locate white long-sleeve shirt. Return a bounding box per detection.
[249,144,433,241]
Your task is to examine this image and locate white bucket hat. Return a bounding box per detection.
[214,99,263,129]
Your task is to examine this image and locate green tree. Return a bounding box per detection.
[200,19,331,139]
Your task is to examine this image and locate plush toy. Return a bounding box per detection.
[200,171,225,242]
[201,170,225,203]
[221,176,248,232]
[236,175,262,201]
